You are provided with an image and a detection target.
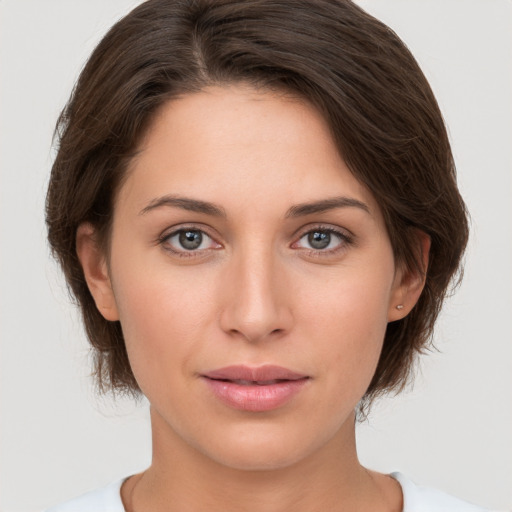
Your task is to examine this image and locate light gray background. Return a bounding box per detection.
[1,1,511,510]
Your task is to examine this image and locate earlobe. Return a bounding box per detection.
[76,223,119,321]
[388,230,431,322]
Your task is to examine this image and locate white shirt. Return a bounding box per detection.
[44,472,493,511]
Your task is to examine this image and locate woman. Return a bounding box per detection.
[43,0,488,510]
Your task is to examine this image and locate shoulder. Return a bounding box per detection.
[391,472,495,512]
[44,479,125,512]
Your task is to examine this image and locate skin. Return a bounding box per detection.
[77,84,428,511]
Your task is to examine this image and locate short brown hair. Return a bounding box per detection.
[46,0,468,405]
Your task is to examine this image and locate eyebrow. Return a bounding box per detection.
[285,196,370,217]
[139,195,226,217]
[139,194,370,218]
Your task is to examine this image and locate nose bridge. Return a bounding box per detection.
[220,239,291,342]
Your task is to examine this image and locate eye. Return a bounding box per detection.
[293,227,352,254]
[160,228,220,255]
[304,230,334,250]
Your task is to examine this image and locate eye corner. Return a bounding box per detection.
[158,225,223,259]
[291,224,355,258]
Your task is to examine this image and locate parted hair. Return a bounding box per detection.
[46,0,469,405]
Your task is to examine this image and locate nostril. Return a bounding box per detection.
[218,278,294,342]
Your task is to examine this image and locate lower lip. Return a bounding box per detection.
[203,377,309,412]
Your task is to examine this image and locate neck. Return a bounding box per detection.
[124,407,401,512]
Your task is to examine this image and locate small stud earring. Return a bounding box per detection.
[396,304,404,310]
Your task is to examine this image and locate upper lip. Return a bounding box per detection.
[202,365,308,382]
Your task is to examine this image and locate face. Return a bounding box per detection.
[80,84,416,471]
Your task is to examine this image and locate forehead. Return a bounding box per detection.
[118,84,380,218]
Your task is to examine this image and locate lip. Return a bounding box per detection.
[201,365,310,412]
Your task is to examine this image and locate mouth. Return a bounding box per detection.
[201,365,310,412]
[211,378,296,386]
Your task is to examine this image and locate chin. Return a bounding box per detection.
[192,421,336,472]
[207,443,310,472]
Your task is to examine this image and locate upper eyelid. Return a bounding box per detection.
[159,227,221,257]
[157,223,353,247]
[294,229,349,245]
[292,223,354,240]
[291,225,355,254]
[160,223,218,240]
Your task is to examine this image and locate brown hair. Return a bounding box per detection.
[46,0,468,405]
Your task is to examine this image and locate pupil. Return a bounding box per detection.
[308,231,330,249]
[179,230,202,250]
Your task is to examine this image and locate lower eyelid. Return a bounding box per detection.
[294,229,350,248]
[159,227,220,252]
[158,225,352,257]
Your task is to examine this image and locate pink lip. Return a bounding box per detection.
[201,365,309,412]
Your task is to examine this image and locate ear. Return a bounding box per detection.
[388,230,431,322]
[76,223,119,321]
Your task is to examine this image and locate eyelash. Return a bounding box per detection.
[292,225,354,258]
[157,225,220,258]
[157,224,354,259]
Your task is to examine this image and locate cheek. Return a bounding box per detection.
[297,266,393,388]
[109,259,217,389]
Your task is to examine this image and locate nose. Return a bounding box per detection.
[219,246,293,343]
